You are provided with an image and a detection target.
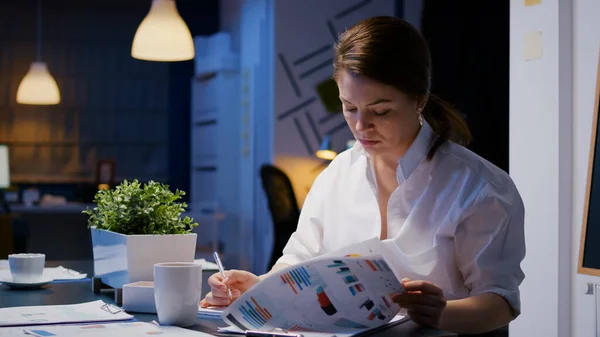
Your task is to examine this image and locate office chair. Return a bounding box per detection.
[259,164,300,270]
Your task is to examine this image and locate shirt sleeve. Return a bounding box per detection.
[274,168,329,266]
[454,182,526,317]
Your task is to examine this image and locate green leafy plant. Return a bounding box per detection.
[82,179,198,235]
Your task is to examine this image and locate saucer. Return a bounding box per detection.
[0,275,54,289]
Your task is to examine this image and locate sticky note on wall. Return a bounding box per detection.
[525,0,541,6]
[524,30,543,61]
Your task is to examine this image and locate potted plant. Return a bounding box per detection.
[83,179,199,290]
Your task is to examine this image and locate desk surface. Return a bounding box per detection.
[0,260,458,337]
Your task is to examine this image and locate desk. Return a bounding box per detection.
[0,261,465,337]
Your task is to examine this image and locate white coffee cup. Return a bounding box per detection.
[154,262,202,327]
[9,253,45,283]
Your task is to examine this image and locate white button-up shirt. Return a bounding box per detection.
[276,120,525,315]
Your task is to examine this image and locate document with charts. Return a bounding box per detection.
[221,238,406,334]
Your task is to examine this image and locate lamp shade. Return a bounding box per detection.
[315,135,337,160]
[16,62,60,105]
[131,0,195,62]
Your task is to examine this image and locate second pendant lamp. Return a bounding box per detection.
[16,0,60,105]
[131,0,195,62]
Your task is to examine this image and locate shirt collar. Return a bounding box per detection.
[350,120,435,182]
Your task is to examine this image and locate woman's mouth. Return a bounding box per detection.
[359,139,380,147]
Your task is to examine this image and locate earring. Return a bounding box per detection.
[417,108,424,126]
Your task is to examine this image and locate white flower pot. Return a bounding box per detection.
[90,227,197,289]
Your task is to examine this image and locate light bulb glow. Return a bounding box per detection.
[16,62,61,105]
[316,149,337,160]
[131,0,195,62]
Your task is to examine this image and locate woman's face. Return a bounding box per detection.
[336,69,422,158]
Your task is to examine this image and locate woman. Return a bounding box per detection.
[201,16,525,336]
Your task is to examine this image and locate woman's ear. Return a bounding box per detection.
[415,95,428,111]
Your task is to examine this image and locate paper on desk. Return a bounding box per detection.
[0,259,214,275]
[0,261,87,281]
[198,305,226,317]
[0,321,213,337]
[0,266,87,282]
[218,315,407,337]
[0,300,132,327]
[195,258,219,270]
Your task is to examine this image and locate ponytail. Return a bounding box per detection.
[422,94,472,160]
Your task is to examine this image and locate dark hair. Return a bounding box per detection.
[333,16,471,159]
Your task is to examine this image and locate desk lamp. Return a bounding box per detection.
[315,135,337,160]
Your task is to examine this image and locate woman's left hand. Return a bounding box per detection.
[391,279,447,328]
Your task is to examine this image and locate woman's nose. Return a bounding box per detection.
[355,112,373,132]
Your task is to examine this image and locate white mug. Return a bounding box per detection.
[154,262,202,327]
[9,253,45,283]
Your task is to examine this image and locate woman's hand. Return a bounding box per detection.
[392,278,447,328]
[200,270,260,308]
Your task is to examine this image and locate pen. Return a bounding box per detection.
[213,251,233,300]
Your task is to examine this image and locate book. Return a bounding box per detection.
[221,238,408,335]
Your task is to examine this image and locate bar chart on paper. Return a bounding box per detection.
[280,267,312,294]
[229,296,274,329]
[221,246,406,334]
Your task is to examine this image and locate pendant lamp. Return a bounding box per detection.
[131,0,195,62]
[16,0,60,105]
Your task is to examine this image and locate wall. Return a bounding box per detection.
[0,0,218,192]
[401,0,422,33]
[509,0,572,336]
[510,0,600,336]
[422,0,510,173]
[217,0,275,272]
[572,0,600,336]
[273,0,395,207]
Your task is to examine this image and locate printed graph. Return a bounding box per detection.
[336,267,350,274]
[316,286,337,316]
[367,307,386,321]
[280,266,312,294]
[360,299,374,311]
[365,259,392,272]
[348,283,364,296]
[343,274,359,284]
[287,323,315,332]
[381,296,392,308]
[327,260,346,268]
[237,296,274,329]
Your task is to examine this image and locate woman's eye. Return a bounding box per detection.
[345,107,357,113]
[374,110,390,116]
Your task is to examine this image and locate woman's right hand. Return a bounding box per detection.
[200,269,260,307]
